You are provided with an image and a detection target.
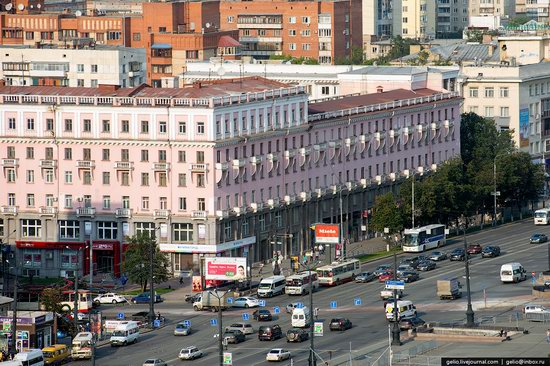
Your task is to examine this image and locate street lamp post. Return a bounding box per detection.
[211,289,230,366]
[297,260,319,366]
[384,228,401,346]
[7,262,18,358]
[148,235,155,328]
[463,223,475,327]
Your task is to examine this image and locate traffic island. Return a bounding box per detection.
[414,326,522,343]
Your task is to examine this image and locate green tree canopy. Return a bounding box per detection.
[371,192,403,235]
[40,287,64,314]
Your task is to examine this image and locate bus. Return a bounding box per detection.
[285,271,319,295]
[534,208,550,225]
[60,290,93,313]
[316,259,361,286]
[403,224,446,252]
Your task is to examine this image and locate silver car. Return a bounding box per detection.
[173,322,191,336]
[225,323,255,335]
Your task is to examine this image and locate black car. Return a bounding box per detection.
[398,271,420,283]
[258,325,283,341]
[481,246,501,258]
[329,318,352,331]
[399,317,426,331]
[286,328,309,343]
[223,330,246,344]
[449,248,466,261]
[416,260,436,271]
[253,309,273,321]
[530,233,548,244]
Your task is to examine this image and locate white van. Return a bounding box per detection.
[257,276,286,298]
[291,307,311,328]
[110,321,140,346]
[385,300,417,321]
[500,263,527,283]
[13,349,44,366]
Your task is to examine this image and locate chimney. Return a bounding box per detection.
[98,84,120,92]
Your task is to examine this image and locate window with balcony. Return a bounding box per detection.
[173,223,193,242]
[97,221,117,240]
[159,150,167,162]
[7,146,15,159]
[59,220,79,239]
[46,194,54,207]
[122,196,130,209]
[121,149,129,162]
[7,193,15,206]
[160,197,168,210]
[103,196,111,209]
[45,147,54,160]
[83,195,92,208]
[135,222,155,237]
[83,148,91,161]
[198,198,206,211]
[22,219,41,238]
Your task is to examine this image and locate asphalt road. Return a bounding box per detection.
[70,219,549,366]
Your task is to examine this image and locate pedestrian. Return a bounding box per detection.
[314,307,319,320]
[179,277,184,285]
[546,329,550,343]
[259,263,264,275]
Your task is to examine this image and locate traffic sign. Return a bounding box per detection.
[183,320,191,327]
[273,306,280,314]
[296,302,304,309]
[330,301,337,309]
[354,298,362,306]
[242,313,250,321]
[227,297,233,304]
[210,319,218,326]
[314,322,323,337]
[259,300,266,307]
[385,280,405,290]
[223,352,232,366]
[153,319,161,328]
[117,312,125,320]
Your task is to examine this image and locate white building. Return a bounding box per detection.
[0,45,146,88]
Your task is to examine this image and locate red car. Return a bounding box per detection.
[378,272,394,282]
[467,244,482,254]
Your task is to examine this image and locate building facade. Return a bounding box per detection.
[0,78,461,278]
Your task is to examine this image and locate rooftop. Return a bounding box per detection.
[398,43,501,63]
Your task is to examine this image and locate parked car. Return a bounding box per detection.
[481,246,501,258]
[449,248,466,261]
[329,318,352,331]
[266,349,291,362]
[378,272,394,282]
[530,233,548,244]
[400,257,421,269]
[131,293,163,304]
[233,297,259,308]
[467,244,483,254]
[355,272,376,283]
[258,325,283,341]
[223,330,246,344]
[286,328,309,342]
[399,317,426,331]
[398,271,420,283]
[143,359,167,366]
[173,322,191,336]
[253,309,273,321]
[93,292,126,305]
[428,251,447,261]
[178,347,202,360]
[225,323,254,335]
[374,264,392,276]
[416,260,436,271]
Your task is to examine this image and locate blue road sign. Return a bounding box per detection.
[242,313,250,321]
[296,302,304,309]
[227,297,234,304]
[117,313,125,320]
[259,300,266,307]
[385,280,405,290]
[273,306,280,314]
[183,320,191,327]
[210,319,218,326]
[354,298,362,306]
[330,301,337,309]
[153,319,161,328]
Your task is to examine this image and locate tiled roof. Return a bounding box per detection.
[218,35,241,48]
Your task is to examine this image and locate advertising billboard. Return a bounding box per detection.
[315,224,340,244]
[519,107,529,148]
[205,257,247,280]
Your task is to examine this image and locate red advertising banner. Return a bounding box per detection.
[315,224,340,244]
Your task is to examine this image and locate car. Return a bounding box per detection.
[378,272,394,282]
[286,328,309,342]
[398,271,420,283]
[481,246,501,258]
[253,309,273,321]
[396,264,414,275]
[143,359,167,366]
[467,244,483,254]
[233,296,259,308]
[449,248,466,261]
[93,292,126,305]
[223,330,246,344]
[173,322,191,336]
[399,317,426,331]
[416,260,436,271]
[185,294,200,303]
[374,264,392,276]
[355,272,376,283]
[66,312,88,321]
[225,323,255,335]
[266,349,291,362]
[179,270,193,279]
[178,346,203,360]
[131,293,163,304]
[329,318,352,331]
[530,233,548,244]
[285,302,302,314]
[524,304,550,314]
[258,325,283,341]
[401,257,421,269]
[428,251,447,261]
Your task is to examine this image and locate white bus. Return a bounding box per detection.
[534,208,550,225]
[403,224,446,253]
[316,259,361,286]
[285,271,319,295]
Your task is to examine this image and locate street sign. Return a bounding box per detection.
[117,313,125,320]
[273,306,280,314]
[259,300,266,307]
[153,319,161,328]
[210,319,218,326]
[183,320,191,327]
[227,297,233,304]
[242,313,250,321]
[354,298,362,306]
[223,352,232,366]
[330,301,337,309]
[296,302,304,309]
[385,280,405,290]
[314,322,323,337]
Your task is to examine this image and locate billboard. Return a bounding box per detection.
[519,107,529,148]
[205,257,247,280]
[315,224,340,244]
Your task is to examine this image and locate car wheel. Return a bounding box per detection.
[245,304,249,308]
[94,300,100,306]
[112,300,117,304]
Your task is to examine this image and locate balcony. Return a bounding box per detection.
[216,210,230,219]
[39,206,57,216]
[215,162,229,171]
[115,208,133,218]
[300,191,311,201]
[190,163,209,172]
[299,147,311,156]
[267,198,279,208]
[0,206,18,215]
[152,162,171,171]
[1,158,19,168]
[192,210,208,219]
[76,207,96,217]
[154,209,171,219]
[232,159,245,168]
[114,161,134,170]
[232,206,244,216]
[284,195,296,205]
[249,202,264,213]
[250,156,263,165]
[39,159,57,169]
[315,188,325,197]
[76,160,95,169]
[284,150,295,158]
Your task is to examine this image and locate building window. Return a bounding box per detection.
[197,198,206,211]
[178,173,186,187]
[102,149,110,161]
[227,15,234,23]
[77,64,84,73]
[103,195,111,209]
[65,171,73,184]
[500,107,510,117]
[159,150,167,162]
[499,87,509,98]
[64,119,73,132]
[289,16,296,23]
[141,173,149,186]
[121,172,130,186]
[59,220,80,239]
[469,87,478,98]
[288,43,296,51]
[61,249,78,268]
[178,197,187,211]
[159,172,167,187]
[27,118,35,130]
[224,222,232,239]
[83,171,92,185]
[7,193,15,206]
[22,250,41,267]
[173,223,193,242]
[64,194,73,209]
[77,79,84,87]
[160,197,168,210]
[141,121,149,134]
[197,122,205,134]
[135,222,156,237]
[46,119,54,131]
[141,150,149,162]
[102,120,110,133]
[7,169,15,183]
[22,219,41,238]
[26,193,35,207]
[122,196,130,209]
[321,86,330,95]
[0,219,3,237]
[46,194,54,207]
[178,122,186,134]
[121,120,130,133]
[159,121,167,134]
[64,148,72,160]
[484,87,494,98]
[7,146,15,159]
[289,29,296,36]
[26,147,34,159]
[133,32,141,41]
[302,43,311,51]
[83,119,92,132]
[91,80,98,88]
[97,221,117,240]
[121,149,129,162]
[27,170,35,183]
[197,173,205,187]
[484,106,494,117]
[91,65,98,73]
[45,169,54,183]
[8,118,16,130]
[142,197,149,210]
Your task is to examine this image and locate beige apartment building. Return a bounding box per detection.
[515,0,550,22]
[468,0,516,18]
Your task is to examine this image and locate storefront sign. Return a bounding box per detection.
[16,241,83,250]
[160,236,256,254]
[92,242,114,251]
[0,316,33,325]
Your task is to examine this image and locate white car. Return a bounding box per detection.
[232,296,259,308]
[524,304,550,314]
[225,323,255,335]
[93,293,126,305]
[266,349,291,362]
[179,346,202,360]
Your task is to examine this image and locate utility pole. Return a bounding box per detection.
[391,246,401,346]
[211,289,228,366]
[463,223,475,327]
[89,239,93,288]
[308,264,316,366]
[148,237,155,328]
[411,173,415,228]
[493,158,497,226]
[339,187,344,259]
[10,264,18,358]
[73,259,79,335]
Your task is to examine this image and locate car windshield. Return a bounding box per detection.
[112,331,126,336]
[269,351,279,354]
[43,351,54,358]
[230,324,241,327]
[176,324,186,329]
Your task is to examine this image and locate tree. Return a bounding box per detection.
[41,288,64,314]
[123,233,171,293]
[508,15,531,27]
[371,192,403,235]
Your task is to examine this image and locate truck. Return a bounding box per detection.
[437,278,462,300]
[71,332,94,360]
[192,290,234,311]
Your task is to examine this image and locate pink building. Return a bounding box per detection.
[0,78,461,278]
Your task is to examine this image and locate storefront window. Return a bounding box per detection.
[97,221,117,240]
[21,219,42,238]
[23,250,41,267]
[59,220,80,239]
[173,223,193,242]
[61,250,78,268]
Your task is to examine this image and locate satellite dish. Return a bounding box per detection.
[75,10,82,16]
[36,3,41,8]
[5,3,12,10]
[205,22,211,28]
[217,67,225,77]
[17,3,24,10]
